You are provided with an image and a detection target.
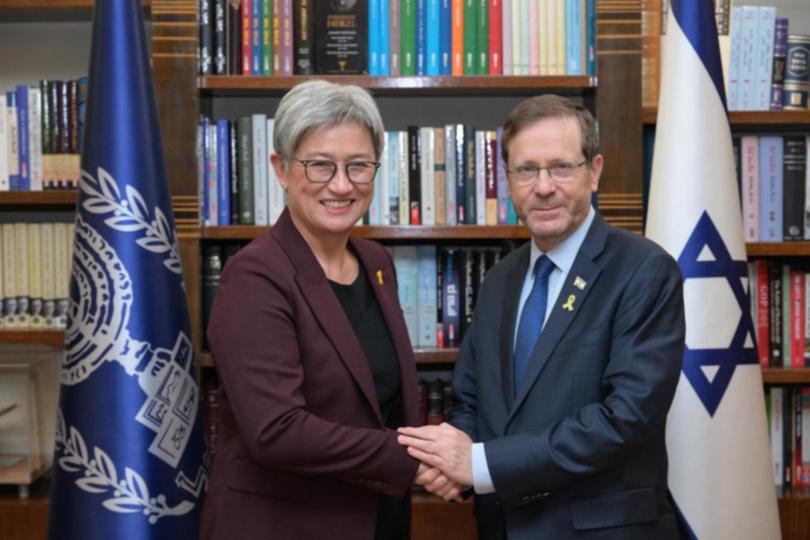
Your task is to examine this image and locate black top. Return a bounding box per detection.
[329,267,408,540]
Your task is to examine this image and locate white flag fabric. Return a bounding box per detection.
[645,1,781,538]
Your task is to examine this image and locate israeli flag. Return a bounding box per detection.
[645,1,780,538]
[46,0,206,537]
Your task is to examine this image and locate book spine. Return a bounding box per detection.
[783,265,792,367]
[585,0,596,76]
[451,0,464,75]
[791,269,805,368]
[769,261,783,367]
[459,248,474,338]
[566,0,583,74]
[783,135,806,241]
[242,0,252,74]
[475,130,486,225]
[280,0,293,74]
[769,18,788,111]
[463,0,477,74]
[379,0,390,75]
[489,0,501,75]
[476,0,488,74]
[314,0,369,74]
[416,0,427,75]
[737,7,758,111]
[783,35,810,110]
[501,0,511,75]
[272,0,281,72]
[408,125,422,225]
[436,248,444,347]
[390,0,401,76]
[369,0,380,75]
[442,247,460,346]
[229,122,240,224]
[485,130,497,225]
[252,114,269,225]
[228,0,242,74]
[759,136,783,242]
[528,0,539,75]
[727,7,741,109]
[387,132,399,225]
[417,245,438,348]
[402,0,417,76]
[393,245,419,345]
[200,117,210,224]
[214,0,227,74]
[755,259,770,368]
[0,99,7,191]
[420,127,435,225]
[14,223,29,328]
[238,117,255,224]
[216,119,231,225]
[2,224,17,328]
[771,387,784,486]
[251,0,262,74]
[208,124,219,225]
[754,7,775,111]
[202,245,224,349]
[444,125,457,225]
[200,0,213,74]
[496,127,507,224]
[27,223,43,328]
[741,135,759,241]
[805,137,810,240]
[40,223,55,329]
[398,131,410,225]
[28,88,43,191]
[426,0,441,75]
[261,0,272,74]
[267,119,284,225]
[434,126,446,225]
[439,0,452,75]
[7,93,19,190]
[16,85,30,191]
[554,0,565,75]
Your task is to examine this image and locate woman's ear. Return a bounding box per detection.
[270,153,288,190]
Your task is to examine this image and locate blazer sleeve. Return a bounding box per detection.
[483,250,685,510]
[208,249,418,498]
[447,314,480,441]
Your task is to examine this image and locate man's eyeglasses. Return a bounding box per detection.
[292,158,381,184]
[507,160,588,184]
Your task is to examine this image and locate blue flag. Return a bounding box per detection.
[47,0,207,537]
[646,1,780,538]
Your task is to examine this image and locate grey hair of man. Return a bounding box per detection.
[501,94,600,166]
[273,80,386,162]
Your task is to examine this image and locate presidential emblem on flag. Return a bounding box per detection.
[47,0,206,537]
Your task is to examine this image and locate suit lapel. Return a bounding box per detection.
[273,209,383,426]
[351,237,420,427]
[498,246,530,413]
[507,214,609,425]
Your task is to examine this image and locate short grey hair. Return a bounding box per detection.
[273,80,385,160]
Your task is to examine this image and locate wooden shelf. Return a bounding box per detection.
[0,0,150,21]
[203,225,530,241]
[199,348,460,369]
[0,190,77,209]
[762,368,810,385]
[643,108,810,126]
[200,75,597,96]
[0,331,64,346]
[747,242,810,257]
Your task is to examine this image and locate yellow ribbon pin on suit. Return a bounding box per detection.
[376,270,384,285]
[562,294,576,312]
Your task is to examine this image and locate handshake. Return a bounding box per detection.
[397,423,473,502]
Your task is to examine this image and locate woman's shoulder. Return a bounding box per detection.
[221,232,294,281]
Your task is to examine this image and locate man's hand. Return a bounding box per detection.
[398,423,473,487]
[415,463,464,502]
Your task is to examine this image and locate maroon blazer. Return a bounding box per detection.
[200,209,421,540]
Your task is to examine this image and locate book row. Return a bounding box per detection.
[0,80,87,191]
[768,386,810,489]
[735,134,810,242]
[727,6,809,111]
[198,0,596,77]
[202,242,518,350]
[0,222,74,331]
[199,116,522,227]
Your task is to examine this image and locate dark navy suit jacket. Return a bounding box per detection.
[450,213,686,539]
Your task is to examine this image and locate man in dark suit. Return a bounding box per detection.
[399,95,686,539]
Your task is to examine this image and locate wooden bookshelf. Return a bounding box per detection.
[202,225,531,241]
[747,243,810,257]
[762,368,810,385]
[642,108,810,125]
[200,75,597,96]
[0,0,150,21]
[0,191,77,210]
[0,331,64,346]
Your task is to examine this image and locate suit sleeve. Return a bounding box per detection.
[447,312,480,441]
[208,250,418,497]
[483,250,685,510]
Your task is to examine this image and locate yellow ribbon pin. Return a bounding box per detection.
[562,294,576,311]
[376,270,384,285]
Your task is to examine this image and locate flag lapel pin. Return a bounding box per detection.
[574,276,587,290]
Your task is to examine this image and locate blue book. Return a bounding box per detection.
[251,0,262,75]
[200,116,210,225]
[426,0,440,75]
[387,131,399,224]
[416,0,427,75]
[16,85,30,191]
[758,136,783,242]
[393,245,420,346]
[216,119,231,225]
[417,245,437,348]
[439,0,452,75]
[379,0,390,75]
[566,0,584,75]
[369,0,380,75]
[585,0,596,76]
[441,247,460,347]
[507,197,518,225]
[6,92,19,190]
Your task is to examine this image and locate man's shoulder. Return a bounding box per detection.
[603,224,675,264]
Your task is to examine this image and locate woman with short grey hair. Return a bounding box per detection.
[200,81,461,540]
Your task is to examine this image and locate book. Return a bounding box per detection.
[758,136,783,242]
[783,34,810,110]
[783,135,806,241]
[2,224,16,329]
[13,223,29,328]
[753,6,775,111]
[0,99,7,190]
[199,0,214,74]
[261,0,271,74]
[216,120,231,225]
[252,114,269,226]
[27,224,43,328]
[393,245,419,346]
[28,87,43,191]
[408,125,422,224]
[202,245,224,349]
[770,18,788,111]
[40,223,55,329]
[441,247,460,347]
[238,116,255,224]
[741,135,759,241]
[315,0,369,74]
[214,0,227,74]
[417,245,437,348]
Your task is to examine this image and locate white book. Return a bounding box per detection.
[2,224,15,329]
[380,135,391,226]
[737,6,758,111]
[386,131,399,225]
[251,113,269,226]
[13,223,29,329]
[27,223,43,328]
[392,245,419,346]
[770,387,784,488]
[420,127,435,226]
[28,88,43,191]
[0,101,8,190]
[416,245,437,348]
[397,131,409,226]
[754,6,776,111]
[554,0,566,75]
[741,135,759,241]
[53,223,69,329]
[266,118,285,225]
[40,223,55,329]
[444,125,457,226]
[475,130,486,225]
[727,7,742,110]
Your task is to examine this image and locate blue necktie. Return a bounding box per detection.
[513,255,555,395]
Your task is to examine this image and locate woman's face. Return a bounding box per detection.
[272,121,376,239]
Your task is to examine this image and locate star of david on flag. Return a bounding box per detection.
[645,0,781,538]
[46,0,207,538]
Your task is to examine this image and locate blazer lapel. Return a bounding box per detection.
[272,209,383,426]
[507,214,609,425]
[498,245,530,413]
[351,237,420,427]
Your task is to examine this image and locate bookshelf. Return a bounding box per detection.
[642,108,810,126]
[0,191,77,209]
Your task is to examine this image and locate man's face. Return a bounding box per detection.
[506,116,602,252]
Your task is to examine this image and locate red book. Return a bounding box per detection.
[488,0,502,75]
[791,269,805,368]
[451,0,464,75]
[242,0,252,75]
[755,259,770,368]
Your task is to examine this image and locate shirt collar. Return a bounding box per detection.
[528,205,595,276]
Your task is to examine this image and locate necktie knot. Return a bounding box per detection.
[534,255,555,282]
